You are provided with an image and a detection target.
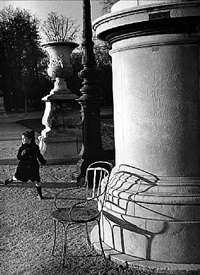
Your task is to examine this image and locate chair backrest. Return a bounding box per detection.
[85,167,110,202]
[88,161,113,173]
[86,161,112,190]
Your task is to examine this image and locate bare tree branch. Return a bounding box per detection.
[41,12,79,42]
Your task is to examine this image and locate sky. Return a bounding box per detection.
[0,0,103,41]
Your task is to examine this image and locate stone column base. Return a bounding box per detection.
[99,170,200,264]
[90,165,200,269]
[91,225,200,273]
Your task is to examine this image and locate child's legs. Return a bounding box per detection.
[34,181,44,199]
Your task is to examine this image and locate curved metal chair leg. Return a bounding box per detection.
[97,220,106,260]
[85,222,91,247]
[61,223,69,267]
[52,219,57,256]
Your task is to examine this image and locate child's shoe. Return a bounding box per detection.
[4,178,13,185]
[37,194,44,200]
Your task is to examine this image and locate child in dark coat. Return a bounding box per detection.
[4,130,47,199]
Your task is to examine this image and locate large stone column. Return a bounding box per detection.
[92,0,200,272]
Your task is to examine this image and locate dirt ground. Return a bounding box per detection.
[0,164,135,275]
[1,165,198,275]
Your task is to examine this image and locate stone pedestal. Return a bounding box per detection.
[38,41,81,163]
[38,97,81,163]
[93,0,200,272]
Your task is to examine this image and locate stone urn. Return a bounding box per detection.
[42,41,78,100]
[38,41,81,162]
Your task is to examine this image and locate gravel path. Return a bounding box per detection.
[1,166,196,275]
[0,114,128,275]
[0,163,136,275]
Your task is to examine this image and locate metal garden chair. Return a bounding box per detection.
[88,161,113,172]
[50,162,111,267]
[86,161,113,188]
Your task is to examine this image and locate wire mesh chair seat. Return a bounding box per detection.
[50,163,111,267]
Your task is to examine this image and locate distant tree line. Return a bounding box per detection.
[0,7,44,112]
[0,5,113,113]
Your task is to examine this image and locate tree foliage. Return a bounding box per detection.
[94,41,113,105]
[0,5,113,113]
[67,41,113,106]
[0,5,46,112]
[101,0,118,14]
[40,12,79,42]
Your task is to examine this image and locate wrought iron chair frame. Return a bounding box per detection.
[51,164,111,267]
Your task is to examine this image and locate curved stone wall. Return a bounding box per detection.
[111,0,197,12]
[110,33,200,176]
[93,0,200,270]
[101,166,200,263]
